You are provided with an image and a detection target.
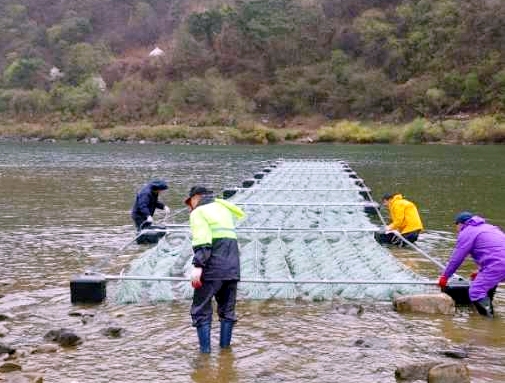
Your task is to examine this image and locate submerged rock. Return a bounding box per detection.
[440,348,468,359]
[43,329,82,347]
[335,303,364,316]
[100,324,124,338]
[0,343,15,355]
[0,361,22,372]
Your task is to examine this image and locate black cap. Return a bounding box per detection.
[185,185,213,205]
[382,193,393,201]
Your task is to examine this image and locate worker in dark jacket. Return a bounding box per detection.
[131,180,170,231]
[185,185,246,353]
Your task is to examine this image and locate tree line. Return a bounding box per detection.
[0,0,504,133]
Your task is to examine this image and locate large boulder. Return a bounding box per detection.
[428,362,471,383]
[395,361,440,381]
[393,294,455,315]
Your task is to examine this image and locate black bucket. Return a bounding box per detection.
[136,225,167,245]
[442,279,471,305]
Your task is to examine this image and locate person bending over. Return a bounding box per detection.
[439,211,505,318]
[131,179,170,231]
[375,192,424,247]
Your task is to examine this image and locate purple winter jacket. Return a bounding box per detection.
[443,216,505,278]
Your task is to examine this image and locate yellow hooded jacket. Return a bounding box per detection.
[190,198,246,247]
[387,194,423,234]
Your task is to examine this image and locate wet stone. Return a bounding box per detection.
[0,313,15,322]
[0,361,22,372]
[428,362,470,383]
[100,325,124,338]
[395,361,440,381]
[43,329,82,347]
[0,343,15,355]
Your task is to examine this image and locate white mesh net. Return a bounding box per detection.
[115,160,431,303]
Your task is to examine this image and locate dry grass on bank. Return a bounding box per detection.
[0,116,504,144]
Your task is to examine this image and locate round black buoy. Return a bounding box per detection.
[254,173,264,179]
[70,273,107,304]
[222,189,237,199]
[242,179,255,188]
[262,168,271,173]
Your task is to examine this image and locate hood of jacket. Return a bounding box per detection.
[461,215,486,229]
[214,198,246,220]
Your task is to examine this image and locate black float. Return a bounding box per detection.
[359,190,371,200]
[442,279,471,305]
[70,272,107,304]
[135,225,167,245]
[254,173,264,179]
[222,189,237,199]
[242,179,255,188]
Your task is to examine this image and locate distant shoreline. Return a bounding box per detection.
[1,115,504,145]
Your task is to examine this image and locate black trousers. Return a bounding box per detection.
[374,230,420,247]
[191,280,238,328]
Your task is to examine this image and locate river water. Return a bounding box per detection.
[0,142,504,382]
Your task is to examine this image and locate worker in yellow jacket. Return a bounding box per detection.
[185,185,246,353]
[375,193,424,247]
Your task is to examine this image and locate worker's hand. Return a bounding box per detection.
[164,206,171,214]
[146,215,153,223]
[190,267,203,289]
[438,275,448,288]
[470,271,478,281]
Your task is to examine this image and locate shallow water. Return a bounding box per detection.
[0,142,504,382]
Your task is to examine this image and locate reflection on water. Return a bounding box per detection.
[0,142,504,382]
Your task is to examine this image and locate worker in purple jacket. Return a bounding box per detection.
[438,211,505,317]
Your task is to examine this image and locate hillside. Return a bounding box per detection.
[0,0,504,130]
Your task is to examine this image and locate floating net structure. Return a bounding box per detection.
[115,160,433,303]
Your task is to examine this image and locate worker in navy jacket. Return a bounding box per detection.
[131,180,170,231]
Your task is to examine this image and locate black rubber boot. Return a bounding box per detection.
[219,320,234,348]
[474,297,494,318]
[196,323,211,353]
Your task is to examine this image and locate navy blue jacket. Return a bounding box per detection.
[131,182,166,223]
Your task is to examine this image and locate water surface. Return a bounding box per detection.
[0,142,504,382]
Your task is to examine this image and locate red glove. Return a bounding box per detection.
[190,267,203,289]
[470,272,478,281]
[438,275,448,288]
[191,280,202,289]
